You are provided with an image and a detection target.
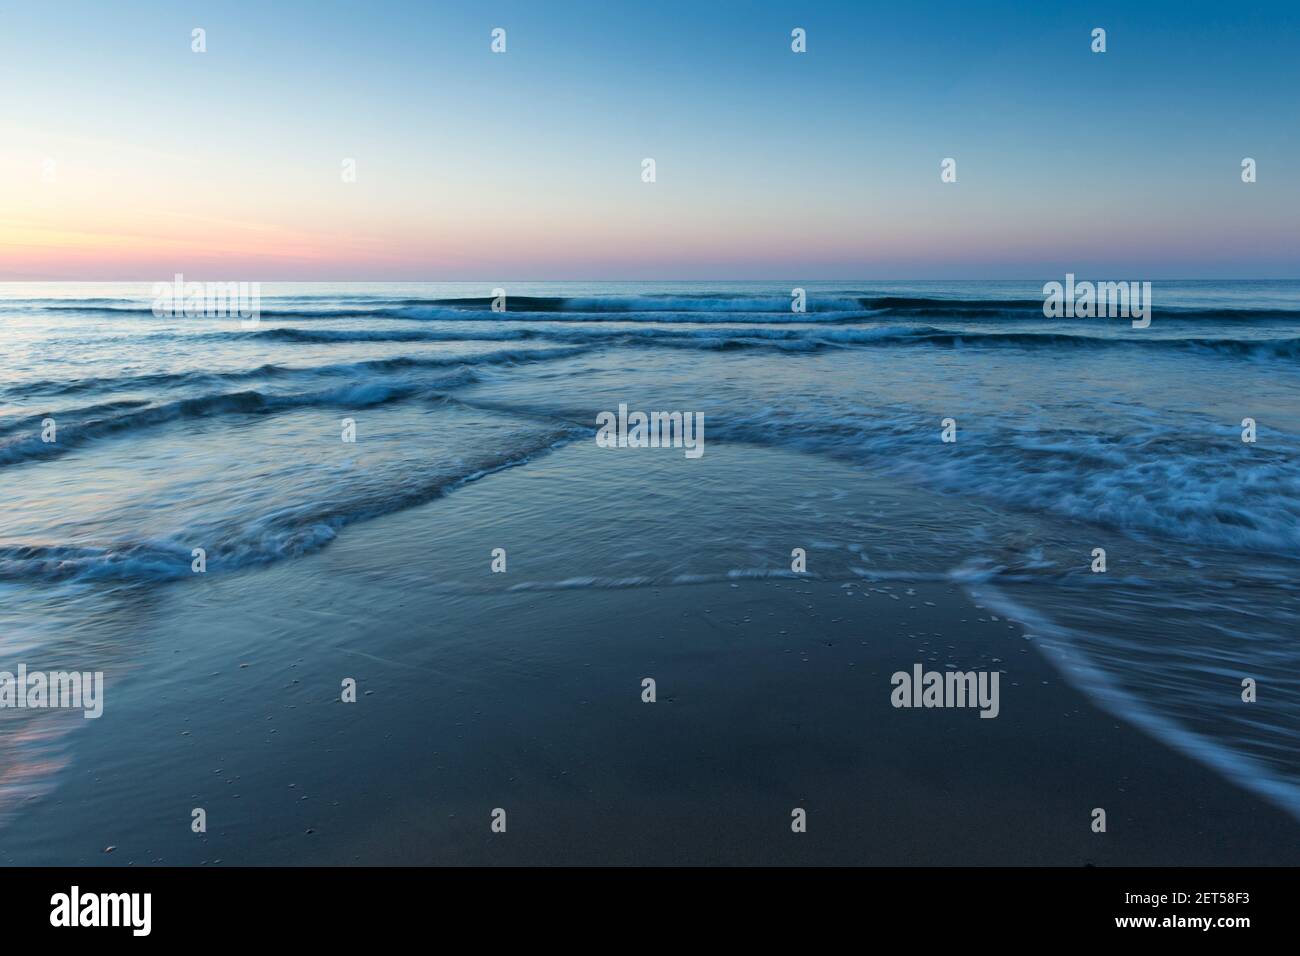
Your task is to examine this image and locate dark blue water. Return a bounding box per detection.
[2,279,1299,821]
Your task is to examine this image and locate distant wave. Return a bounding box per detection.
[235,323,927,349]
[247,327,518,344]
[409,294,871,313]
[22,293,1300,322]
[235,324,1300,358]
[0,344,591,402]
[700,417,1300,558]
[59,323,1300,367]
[0,428,583,583]
[36,323,1300,365]
[0,346,592,465]
[0,382,431,468]
[7,286,1300,563]
[9,326,1287,414]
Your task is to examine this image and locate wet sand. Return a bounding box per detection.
[4,442,1298,866]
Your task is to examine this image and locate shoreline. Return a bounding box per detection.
[3,442,1297,866]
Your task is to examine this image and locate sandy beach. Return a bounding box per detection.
[4,438,1296,866]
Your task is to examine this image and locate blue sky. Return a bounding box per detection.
[0,0,1297,278]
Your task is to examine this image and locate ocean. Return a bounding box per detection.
[2,279,1299,861]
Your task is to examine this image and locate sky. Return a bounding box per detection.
[0,0,1297,280]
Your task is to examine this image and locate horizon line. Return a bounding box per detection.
[3,276,1300,284]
